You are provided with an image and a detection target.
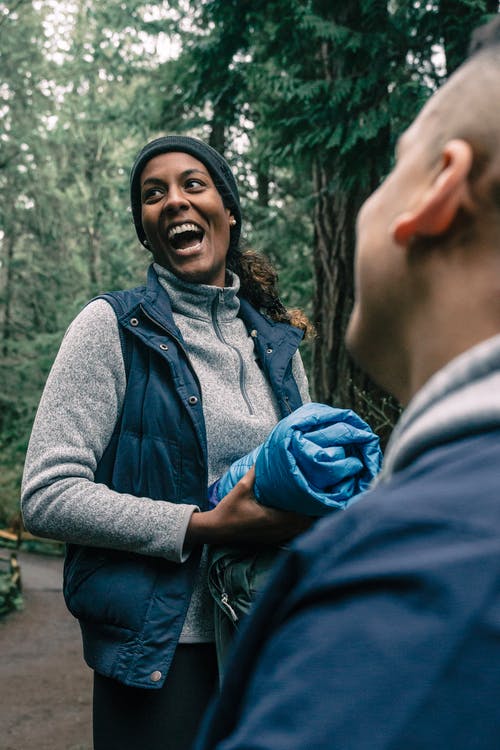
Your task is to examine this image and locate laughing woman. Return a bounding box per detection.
[21,136,312,750]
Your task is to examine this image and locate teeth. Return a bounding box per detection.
[167,222,202,240]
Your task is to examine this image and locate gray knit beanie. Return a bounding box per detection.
[130,135,242,250]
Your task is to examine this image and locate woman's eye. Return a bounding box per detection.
[143,187,163,202]
[185,178,204,189]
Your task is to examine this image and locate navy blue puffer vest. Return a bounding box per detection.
[63,266,304,688]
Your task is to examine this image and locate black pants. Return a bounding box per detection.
[93,643,218,750]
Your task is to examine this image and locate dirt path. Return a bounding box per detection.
[0,550,93,750]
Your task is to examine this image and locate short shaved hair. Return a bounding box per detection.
[468,15,500,57]
[398,16,500,256]
[416,18,500,215]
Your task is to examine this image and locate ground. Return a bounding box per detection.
[0,550,93,750]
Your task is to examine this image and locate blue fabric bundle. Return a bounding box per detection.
[209,402,382,516]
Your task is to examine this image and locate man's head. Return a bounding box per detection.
[346,17,500,405]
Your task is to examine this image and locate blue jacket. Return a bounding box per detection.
[62,265,304,689]
[195,337,500,748]
[196,429,500,749]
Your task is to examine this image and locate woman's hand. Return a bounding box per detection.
[186,467,312,547]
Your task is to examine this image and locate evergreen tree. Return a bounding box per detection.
[1,0,498,523]
[152,0,498,442]
[0,0,171,522]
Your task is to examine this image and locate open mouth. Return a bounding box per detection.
[167,222,205,251]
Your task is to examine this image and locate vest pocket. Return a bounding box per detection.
[63,546,159,631]
[63,545,108,617]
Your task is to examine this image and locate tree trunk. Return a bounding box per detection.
[209,91,231,155]
[88,226,101,290]
[1,233,15,358]
[310,160,357,407]
[310,2,402,445]
[310,161,401,444]
[209,115,226,155]
[256,169,270,208]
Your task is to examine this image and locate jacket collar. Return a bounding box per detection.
[141,264,304,355]
[378,333,500,482]
[140,265,182,338]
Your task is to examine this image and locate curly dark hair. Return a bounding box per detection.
[226,243,315,338]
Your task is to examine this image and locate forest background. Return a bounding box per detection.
[0,0,498,525]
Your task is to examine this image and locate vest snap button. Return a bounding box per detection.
[130,317,139,327]
[266,347,273,354]
[159,343,169,351]
[250,329,258,337]
[150,670,162,682]
[188,396,198,406]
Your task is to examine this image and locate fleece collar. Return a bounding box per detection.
[153,263,240,323]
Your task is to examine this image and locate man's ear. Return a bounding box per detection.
[392,139,473,246]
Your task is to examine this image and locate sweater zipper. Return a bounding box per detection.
[211,292,255,416]
[220,592,239,623]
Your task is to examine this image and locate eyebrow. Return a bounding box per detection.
[142,168,210,187]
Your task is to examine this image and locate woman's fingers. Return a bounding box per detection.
[186,466,311,547]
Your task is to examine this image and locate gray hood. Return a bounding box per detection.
[378,334,500,483]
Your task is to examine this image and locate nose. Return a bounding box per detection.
[164,185,189,213]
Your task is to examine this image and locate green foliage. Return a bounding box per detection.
[0,0,153,520]
[0,553,22,617]
[1,0,498,520]
[150,0,497,425]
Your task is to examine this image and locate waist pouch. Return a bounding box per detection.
[207,544,285,676]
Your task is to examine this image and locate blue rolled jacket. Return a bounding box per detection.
[62,265,304,689]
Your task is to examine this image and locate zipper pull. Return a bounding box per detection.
[221,593,239,622]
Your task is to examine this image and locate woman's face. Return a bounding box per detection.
[140,151,233,287]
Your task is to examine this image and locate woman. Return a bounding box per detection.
[21,135,311,750]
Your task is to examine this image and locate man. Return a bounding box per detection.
[195,17,500,750]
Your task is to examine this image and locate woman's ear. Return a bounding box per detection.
[392,139,473,246]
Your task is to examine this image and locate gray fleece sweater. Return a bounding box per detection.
[21,266,310,641]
